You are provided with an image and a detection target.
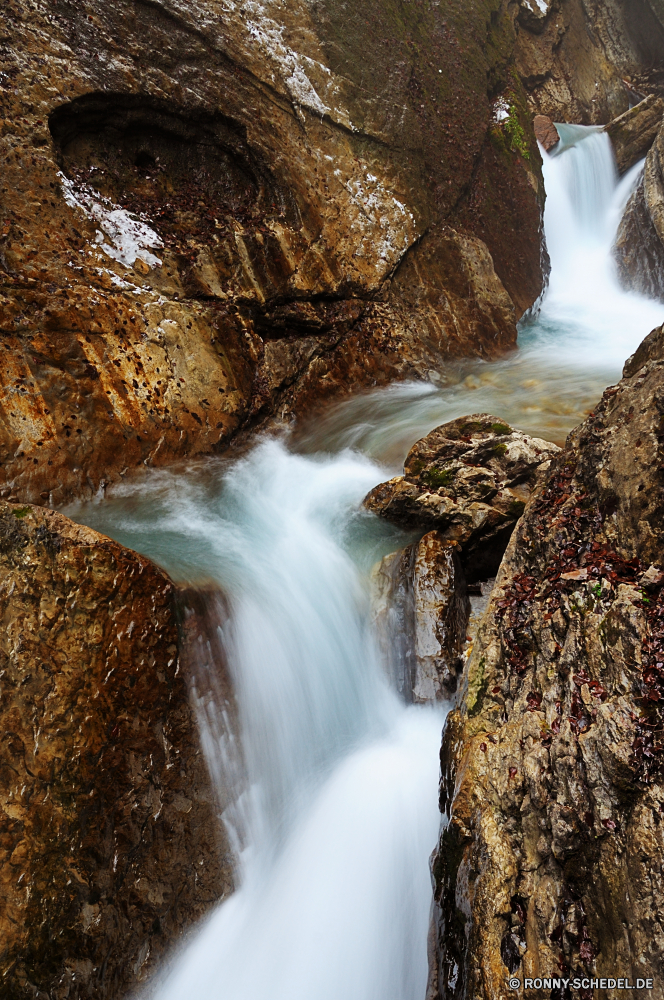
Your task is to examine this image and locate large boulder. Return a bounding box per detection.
[0,0,555,506]
[364,414,559,581]
[0,503,233,999]
[429,324,664,1000]
[614,121,664,300]
[605,94,664,173]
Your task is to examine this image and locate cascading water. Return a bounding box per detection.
[67,125,664,999]
[292,126,664,466]
[70,445,444,1000]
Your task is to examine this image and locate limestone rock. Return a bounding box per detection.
[429,328,664,1000]
[371,532,470,702]
[0,503,233,999]
[533,115,560,152]
[364,414,559,581]
[0,0,554,505]
[615,123,664,300]
[605,94,664,173]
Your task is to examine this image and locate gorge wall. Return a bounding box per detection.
[0,502,234,999]
[0,0,587,505]
[429,326,664,1000]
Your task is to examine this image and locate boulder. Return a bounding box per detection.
[605,94,664,173]
[533,114,560,151]
[0,503,233,999]
[371,532,470,702]
[429,327,664,1000]
[614,121,664,300]
[0,0,553,506]
[363,414,559,581]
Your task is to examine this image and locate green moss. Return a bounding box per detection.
[13,507,31,519]
[422,466,455,489]
[468,657,488,718]
[461,420,484,435]
[408,458,425,475]
[508,498,526,516]
[492,442,508,456]
[504,105,530,160]
[491,422,511,435]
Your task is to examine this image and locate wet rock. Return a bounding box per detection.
[371,532,470,702]
[533,115,560,152]
[364,414,559,582]
[605,94,664,173]
[514,0,655,125]
[0,0,555,505]
[614,122,664,300]
[0,503,233,999]
[429,328,664,1000]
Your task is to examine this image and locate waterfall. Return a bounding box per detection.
[292,126,664,465]
[73,443,444,1000]
[66,123,664,1000]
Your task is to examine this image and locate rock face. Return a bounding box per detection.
[0,0,558,505]
[429,324,664,1000]
[364,414,559,582]
[615,122,664,300]
[0,503,233,999]
[514,0,664,124]
[605,95,664,174]
[371,532,470,702]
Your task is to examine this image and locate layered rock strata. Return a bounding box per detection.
[364,414,559,582]
[371,531,470,702]
[605,95,664,174]
[0,503,233,1000]
[429,323,664,1000]
[615,121,664,301]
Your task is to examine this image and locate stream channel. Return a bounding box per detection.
[67,126,664,999]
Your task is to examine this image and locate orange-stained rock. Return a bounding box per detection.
[0,502,233,999]
[0,0,559,504]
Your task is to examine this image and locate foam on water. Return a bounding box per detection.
[293,127,664,466]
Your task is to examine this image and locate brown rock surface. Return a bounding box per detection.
[0,502,233,999]
[0,0,558,504]
[605,94,664,174]
[514,0,664,124]
[429,325,664,1000]
[533,115,560,152]
[364,414,559,581]
[615,121,664,301]
[371,531,470,702]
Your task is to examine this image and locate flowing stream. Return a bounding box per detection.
[67,126,664,999]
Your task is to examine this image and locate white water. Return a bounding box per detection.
[71,443,444,1000]
[66,125,664,1000]
[293,127,663,464]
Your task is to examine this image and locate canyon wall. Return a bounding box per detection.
[429,324,664,1000]
[0,0,559,504]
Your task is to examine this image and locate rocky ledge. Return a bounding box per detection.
[429,323,664,1000]
[364,414,559,583]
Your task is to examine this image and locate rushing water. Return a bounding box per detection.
[67,126,664,999]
